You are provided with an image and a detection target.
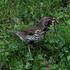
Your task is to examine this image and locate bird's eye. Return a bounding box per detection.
[48,20,52,24]
[44,20,52,26]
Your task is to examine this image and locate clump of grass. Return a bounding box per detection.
[0,0,70,70]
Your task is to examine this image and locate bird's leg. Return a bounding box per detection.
[28,45,33,59]
[53,22,57,36]
[28,45,31,55]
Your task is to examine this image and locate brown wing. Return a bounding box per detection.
[21,26,38,35]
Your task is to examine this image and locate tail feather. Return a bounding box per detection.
[7,30,25,41]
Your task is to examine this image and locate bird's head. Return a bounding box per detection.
[39,17,58,31]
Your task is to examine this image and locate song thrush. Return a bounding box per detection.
[15,17,57,44]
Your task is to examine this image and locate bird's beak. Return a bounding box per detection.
[52,18,59,24]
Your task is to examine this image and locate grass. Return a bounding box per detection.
[0,0,70,70]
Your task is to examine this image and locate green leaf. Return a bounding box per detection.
[37,54,44,60]
[25,52,33,61]
[24,62,32,69]
[41,67,47,70]
[67,19,70,24]
[67,56,70,61]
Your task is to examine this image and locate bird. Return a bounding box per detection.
[15,17,58,44]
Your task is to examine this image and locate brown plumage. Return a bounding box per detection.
[15,17,57,44]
